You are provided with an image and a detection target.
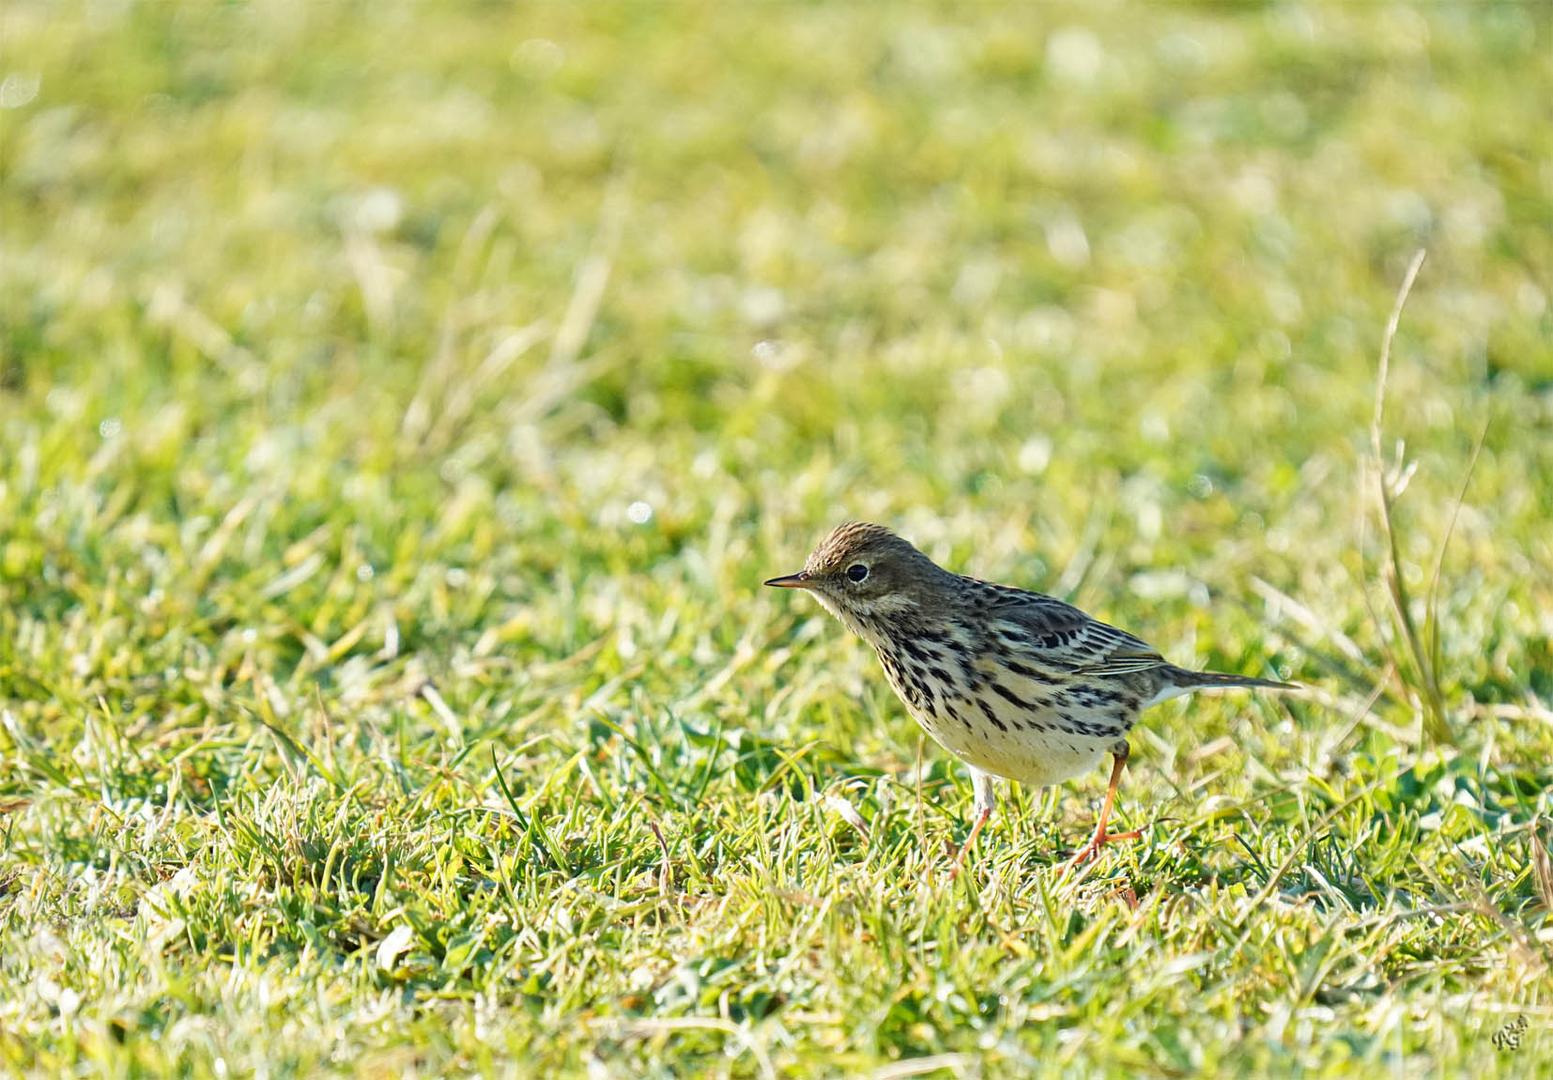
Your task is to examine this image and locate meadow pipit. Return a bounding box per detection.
[766,522,1296,872]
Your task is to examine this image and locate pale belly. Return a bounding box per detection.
[889,666,1130,787]
[917,704,1114,787]
[865,631,1138,788]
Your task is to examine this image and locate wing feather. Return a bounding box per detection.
[973,581,1168,677]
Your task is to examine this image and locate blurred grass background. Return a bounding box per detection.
[2,1,1552,1075]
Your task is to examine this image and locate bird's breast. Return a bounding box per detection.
[872,637,1130,787]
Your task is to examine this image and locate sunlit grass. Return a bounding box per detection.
[2,1,1552,1075]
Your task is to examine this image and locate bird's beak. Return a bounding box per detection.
[764,571,815,590]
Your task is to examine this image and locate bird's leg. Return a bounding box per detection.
[1063,741,1142,873]
[949,769,997,878]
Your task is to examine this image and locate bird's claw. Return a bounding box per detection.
[1060,826,1143,875]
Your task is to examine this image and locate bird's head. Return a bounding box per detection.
[764,522,950,637]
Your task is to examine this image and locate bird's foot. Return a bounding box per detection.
[946,806,993,880]
[946,842,973,881]
[1060,825,1143,875]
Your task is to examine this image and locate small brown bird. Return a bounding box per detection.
[766,522,1296,872]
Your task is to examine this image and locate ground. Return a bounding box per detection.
[2,2,1552,1076]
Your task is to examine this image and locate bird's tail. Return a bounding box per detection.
[1167,666,1299,693]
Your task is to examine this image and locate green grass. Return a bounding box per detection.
[3,1,1553,1075]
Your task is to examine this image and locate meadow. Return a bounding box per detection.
[2,2,1552,1075]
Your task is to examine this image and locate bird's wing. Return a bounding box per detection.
[976,583,1169,677]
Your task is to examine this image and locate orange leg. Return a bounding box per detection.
[1063,742,1142,873]
[948,770,997,878]
[948,806,992,878]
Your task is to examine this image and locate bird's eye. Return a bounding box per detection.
[846,563,869,583]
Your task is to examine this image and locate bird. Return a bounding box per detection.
[765,521,1296,873]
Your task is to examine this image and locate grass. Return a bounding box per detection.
[2,1,1552,1075]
